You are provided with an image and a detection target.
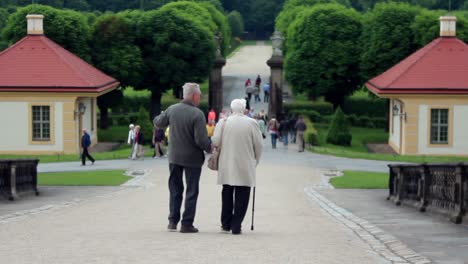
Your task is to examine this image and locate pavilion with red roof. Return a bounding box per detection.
[0,14,119,155]
[365,16,468,156]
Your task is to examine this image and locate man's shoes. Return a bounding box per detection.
[92,161,95,165]
[180,225,199,233]
[220,226,230,233]
[232,229,242,235]
[167,222,177,232]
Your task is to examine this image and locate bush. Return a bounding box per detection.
[343,97,388,118]
[326,107,352,146]
[117,116,128,126]
[288,109,323,123]
[372,117,386,128]
[284,101,333,116]
[357,115,374,128]
[346,114,358,126]
[304,118,319,146]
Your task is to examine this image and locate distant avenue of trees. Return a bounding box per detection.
[278,0,468,108]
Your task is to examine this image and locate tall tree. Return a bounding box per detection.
[2,4,91,61]
[131,8,216,117]
[285,3,362,106]
[359,2,421,82]
[228,10,244,37]
[90,14,144,129]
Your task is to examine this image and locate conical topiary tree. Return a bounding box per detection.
[326,107,352,146]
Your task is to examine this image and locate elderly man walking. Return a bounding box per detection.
[81,129,95,166]
[154,83,212,233]
[212,99,263,235]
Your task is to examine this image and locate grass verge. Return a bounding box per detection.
[38,170,131,186]
[330,170,388,189]
[0,145,141,163]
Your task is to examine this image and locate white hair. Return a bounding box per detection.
[230,99,246,114]
[129,124,134,128]
[183,83,201,100]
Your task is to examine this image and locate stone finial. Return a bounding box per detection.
[271,30,284,56]
[26,14,44,35]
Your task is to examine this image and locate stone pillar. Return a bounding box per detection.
[267,30,285,119]
[209,56,226,121]
[267,56,284,119]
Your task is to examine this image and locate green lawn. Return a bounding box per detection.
[0,144,140,163]
[39,170,131,186]
[330,170,388,189]
[312,124,468,163]
[316,124,388,152]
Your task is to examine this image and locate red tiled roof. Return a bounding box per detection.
[0,35,119,93]
[366,37,468,95]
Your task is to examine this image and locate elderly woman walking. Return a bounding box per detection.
[212,99,263,235]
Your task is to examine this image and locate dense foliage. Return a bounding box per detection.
[227,10,244,37]
[285,4,362,106]
[326,107,352,146]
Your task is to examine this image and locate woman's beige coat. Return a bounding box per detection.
[211,113,263,187]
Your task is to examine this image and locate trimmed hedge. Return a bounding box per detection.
[284,101,333,116]
[343,97,388,118]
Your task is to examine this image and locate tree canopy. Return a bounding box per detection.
[132,7,216,116]
[228,10,244,37]
[359,2,421,81]
[285,3,362,106]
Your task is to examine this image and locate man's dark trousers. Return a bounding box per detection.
[221,185,251,233]
[81,147,95,165]
[168,163,202,226]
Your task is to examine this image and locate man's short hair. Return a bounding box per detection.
[183,83,201,100]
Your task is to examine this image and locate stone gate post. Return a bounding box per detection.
[267,31,285,119]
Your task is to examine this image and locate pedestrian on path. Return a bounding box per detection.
[81,129,95,166]
[253,85,261,103]
[255,75,261,88]
[295,116,307,152]
[289,116,297,144]
[152,125,165,158]
[206,119,215,139]
[132,125,145,160]
[208,108,216,123]
[127,124,135,159]
[279,117,289,146]
[212,99,263,235]
[267,117,280,149]
[244,78,251,87]
[256,115,266,139]
[263,83,270,103]
[245,85,254,104]
[154,83,212,233]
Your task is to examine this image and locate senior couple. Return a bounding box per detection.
[154,83,263,235]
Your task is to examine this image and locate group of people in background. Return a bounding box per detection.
[267,115,307,152]
[127,123,168,160]
[245,75,269,105]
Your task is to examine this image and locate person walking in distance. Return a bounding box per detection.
[132,125,145,160]
[255,75,261,88]
[244,78,251,88]
[267,117,280,149]
[127,124,135,159]
[152,125,166,158]
[81,129,95,166]
[263,83,270,103]
[295,116,308,152]
[154,83,212,233]
[211,99,263,235]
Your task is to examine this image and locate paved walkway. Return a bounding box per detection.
[0,44,398,264]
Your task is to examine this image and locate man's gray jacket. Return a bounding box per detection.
[153,101,211,168]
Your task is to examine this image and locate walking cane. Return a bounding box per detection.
[251,187,256,231]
